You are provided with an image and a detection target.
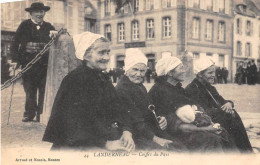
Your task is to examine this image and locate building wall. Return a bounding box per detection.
[1,0,96,60]
[233,13,260,80]
[1,0,87,35]
[185,0,234,81]
[98,0,234,81]
[99,0,180,69]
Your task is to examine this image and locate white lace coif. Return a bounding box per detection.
[124,48,148,72]
[156,56,182,76]
[193,56,215,74]
[73,31,105,60]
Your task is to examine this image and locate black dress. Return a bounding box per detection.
[149,79,237,152]
[115,76,186,151]
[43,65,131,150]
[185,78,253,153]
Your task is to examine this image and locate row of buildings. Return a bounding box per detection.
[1,0,260,81]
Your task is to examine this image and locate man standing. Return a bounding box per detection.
[216,67,222,84]
[145,67,152,83]
[43,32,134,151]
[236,62,243,85]
[11,2,57,122]
[250,60,257,85]
[222,67,228,84]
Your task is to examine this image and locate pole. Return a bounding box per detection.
[7,66,16,125]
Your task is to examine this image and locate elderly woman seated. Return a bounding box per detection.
[185,57,253,153]
[43,32,134,151]
[149,56,237,152]
[115,48,186,151]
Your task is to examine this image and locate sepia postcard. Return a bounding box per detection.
[1,0,260,164]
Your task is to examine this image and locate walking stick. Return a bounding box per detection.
[7,65,16,125]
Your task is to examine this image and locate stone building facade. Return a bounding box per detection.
[232,1,260,80]
[98,0,234,81]
[1,0,97,59]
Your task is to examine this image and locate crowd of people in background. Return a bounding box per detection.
[107,62,260,85]
[107,66,157,83]
[235,60,258,85]
[215,67,229,84]
[108,67,125,83]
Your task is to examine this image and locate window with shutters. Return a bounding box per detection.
[118,3,129,14]
[206,0,213,11]
[206,53,213,57]
[193,0,199,8]
[192,17,200,39]
[132,20,140,40]
[236,18,242,34]
[162,17,172,38]
[245,43,251,57]
[218,21,225,42]
[146,0,154,10]
[219,0,225,13]
[105,24,111,41]
[239,5,246,13]
[246,20,253,36]
[213,0,218,11]
[193,52,200,59]
[134,0,139,12]
[162,0,172,8]
[85,21,90,31]
[205,20,213,41]
[237,41,242,56]
[146,19,155,39]
[105,0,111,16]
[219,54,225,68]
[118,23,125,42]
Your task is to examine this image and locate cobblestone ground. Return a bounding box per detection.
[1,82,260,152]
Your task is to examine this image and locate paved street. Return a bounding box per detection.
[1,82,260,151]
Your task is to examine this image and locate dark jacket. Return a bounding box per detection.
[185,78,253,152]
[148,79,235,152]
[149,80,194,133]
[115,75,158,141]
[43,65,130,148]
[185,78,233,117]
[11,19,55,67]
[116,76,188,151]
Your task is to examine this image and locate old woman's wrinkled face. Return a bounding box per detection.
[84,39,110,71]
[168,64,185,82]
[126,63,147,84]
[199,65,216,84]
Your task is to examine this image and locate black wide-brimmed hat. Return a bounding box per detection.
[25,2,50,12]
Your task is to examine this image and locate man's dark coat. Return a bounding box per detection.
[11,19,55,67]
[11,19,55,119]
